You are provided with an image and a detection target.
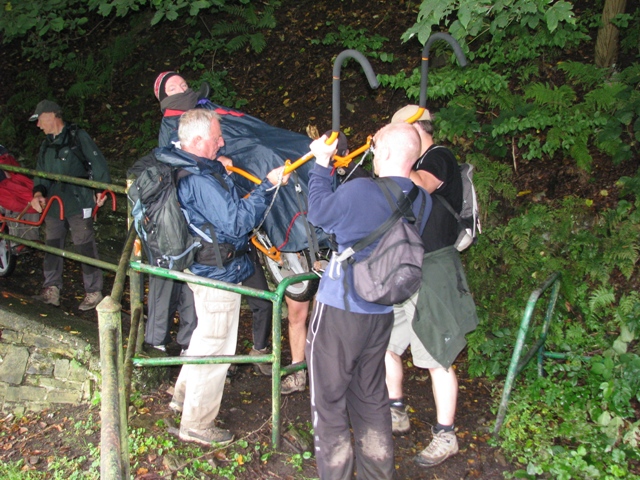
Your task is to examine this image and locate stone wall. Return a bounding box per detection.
[0,308,100,414]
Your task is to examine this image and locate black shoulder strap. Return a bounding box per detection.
[212,172,230,192]
[435,195,462,223]
[66,124,92,178]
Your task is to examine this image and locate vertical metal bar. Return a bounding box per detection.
[537,280,561,376]
[493,273,560,436]
[271,283,286,449]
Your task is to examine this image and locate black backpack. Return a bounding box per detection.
[336,178,426,306]
[128,155,240,271]
[128,158,200,271]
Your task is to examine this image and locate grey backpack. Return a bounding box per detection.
[337,178,426,306]
[435,162,481,251]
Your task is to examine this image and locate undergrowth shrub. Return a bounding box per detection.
[310,23,395,63]
[464,188,640,477]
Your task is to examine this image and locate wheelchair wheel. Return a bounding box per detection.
[0,224,17,277]
[259,249,319,302]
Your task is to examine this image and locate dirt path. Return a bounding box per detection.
[0,249,515,478]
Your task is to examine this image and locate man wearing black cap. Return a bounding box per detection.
[29,100,111,310]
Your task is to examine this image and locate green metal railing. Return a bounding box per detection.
[129,263,315,443]
[0,164,127,194]
[493,272,561,435]
[0,164,316,478]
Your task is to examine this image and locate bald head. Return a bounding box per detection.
[372,123,421,177]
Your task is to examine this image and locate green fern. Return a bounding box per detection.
[524,83,577,111]
[583,83,629,114]
[588,287,616,313]
[557,61,608,88]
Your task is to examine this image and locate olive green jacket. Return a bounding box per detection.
[411,246,479,369]
[33,123,111,219]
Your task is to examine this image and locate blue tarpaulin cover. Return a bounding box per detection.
[213,103,327,252]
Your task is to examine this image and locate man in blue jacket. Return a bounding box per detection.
[158,109,289,445]
[305,123,432,480]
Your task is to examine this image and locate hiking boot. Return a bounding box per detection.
[179,426,234,446]
[414,428,459,468]
[78,291,104,311]
[391,405,410,435]
[249,347,272,376]
[169,400,183,413]
[33,286,60,307]
[281,369,306,395]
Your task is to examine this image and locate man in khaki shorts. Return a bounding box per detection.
[385,105,478,468]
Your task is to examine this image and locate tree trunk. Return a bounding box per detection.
[595,0,627,68]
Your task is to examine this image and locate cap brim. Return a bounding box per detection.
[29,114,39,122]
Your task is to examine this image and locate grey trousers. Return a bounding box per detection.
[43,213,102,293]
[243,247,272,350]
[145,276,197,349]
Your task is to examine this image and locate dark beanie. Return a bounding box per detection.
[154,71,179,102]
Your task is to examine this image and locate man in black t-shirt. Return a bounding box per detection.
[385,105,478,468]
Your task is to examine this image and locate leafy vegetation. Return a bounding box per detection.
[0,406,317,479]
[384,0,640,477]
[310,23,395,63]
[1,0,639,477]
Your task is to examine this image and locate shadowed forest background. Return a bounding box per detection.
[0,0,639,478]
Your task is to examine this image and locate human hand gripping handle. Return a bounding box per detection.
[266,165,291,187]
[30,193,46,213]
[217,155,233,168]
[310,134,338,168]
[95,192,107,208]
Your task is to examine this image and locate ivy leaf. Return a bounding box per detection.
[50,17,65,33]
[612,338,628,355]
[545,1,575,33]
[189,1,210,16]
[591,362,605,376]
[620,325,636,342]
[458,2,471,30]
[150,10,165,25]
[597,410,612,427]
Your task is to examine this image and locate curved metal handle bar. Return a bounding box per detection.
[228,50,379,181]
[92,190,117,219]
[404,33,468,124]
[330,49,380,140]
[420,32,467,107]
[0,195,64,226]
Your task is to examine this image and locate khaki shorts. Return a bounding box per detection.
[387,291,444,369]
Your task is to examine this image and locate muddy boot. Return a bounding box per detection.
[391,405,410,435]
[179,426,233,446]
[414,427,459,467]
[281,369,306,395]
[79,291,104,311]
[33,286,60,307]
[249,347,272,376]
